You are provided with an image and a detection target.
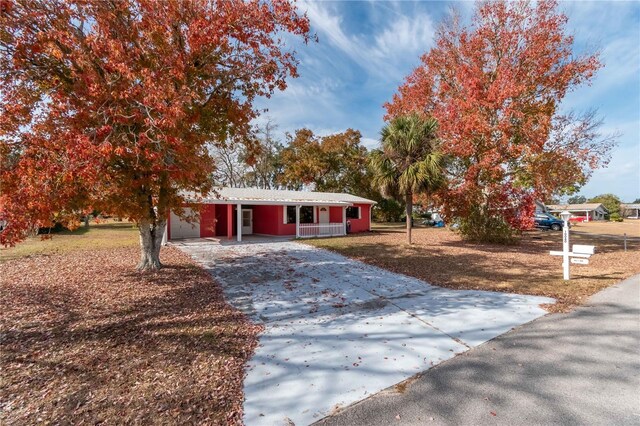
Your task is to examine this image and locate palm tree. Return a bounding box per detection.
[369,114,445,244]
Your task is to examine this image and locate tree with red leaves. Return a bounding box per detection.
[385,0,616,242]
[0,0,311,269]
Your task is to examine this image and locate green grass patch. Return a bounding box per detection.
[0,221,139,263]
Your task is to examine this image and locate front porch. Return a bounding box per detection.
[298,222,345,238]
[166,187,374,242]
[228,203,349,242]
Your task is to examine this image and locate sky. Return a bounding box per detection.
[254,0,640,202]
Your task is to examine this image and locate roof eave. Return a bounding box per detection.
[196,198,354,206]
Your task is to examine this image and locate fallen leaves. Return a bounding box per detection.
[305,227,640,312]
[0,245,261,425]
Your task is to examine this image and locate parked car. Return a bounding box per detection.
[569,216,586,223]
[534,213,566,231]
[422,218,445,227]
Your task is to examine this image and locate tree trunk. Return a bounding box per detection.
[137,219,166,271]
[405,192,413,244]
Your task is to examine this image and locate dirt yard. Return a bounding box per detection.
[569,220,640,237]
[0,223,260,425]
[305,225,640,312]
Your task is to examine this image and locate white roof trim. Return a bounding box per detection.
[184,186,377,206]
[199,198,351,207]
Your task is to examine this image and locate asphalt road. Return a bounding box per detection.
[317,274,640,426]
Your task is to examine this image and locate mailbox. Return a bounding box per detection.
[573,244,595,255]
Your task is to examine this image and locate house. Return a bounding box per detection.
[167,187,376,241]
[621,203,640,219]
[546,203,609,222]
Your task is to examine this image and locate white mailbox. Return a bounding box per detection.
[549,211,596,280]
[573,244,595,255]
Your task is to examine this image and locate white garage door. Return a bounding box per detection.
[170,209,200,239]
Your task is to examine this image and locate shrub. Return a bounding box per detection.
[609,213,623,222]
[456,212,519,244]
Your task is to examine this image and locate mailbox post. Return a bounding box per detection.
[560,210,571,280]
[550,210,594,281]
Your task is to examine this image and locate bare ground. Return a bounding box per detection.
[0,241,261,425]
[304,226,640,312]
[569,220,640,237]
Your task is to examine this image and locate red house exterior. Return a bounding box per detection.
[167,187,376,241]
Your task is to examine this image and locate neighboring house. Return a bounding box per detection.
[546,203,609,221]
[621,203,640,219]
[167,187,376,241]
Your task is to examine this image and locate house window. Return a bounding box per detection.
[346,206,360,219]
[300,206,313,223]
[285,206,314,224]
[286,206,296,224]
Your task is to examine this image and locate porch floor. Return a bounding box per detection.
[169,234,295,247]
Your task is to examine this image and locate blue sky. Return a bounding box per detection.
[255,1,640,202]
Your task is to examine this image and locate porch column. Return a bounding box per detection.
[585,211,589,222]
[295,205,300,238]
[161,222,168,246]
[369,205,372,231]
[236,203,242,242]
[226,204,233,239]
[342,206,347,235]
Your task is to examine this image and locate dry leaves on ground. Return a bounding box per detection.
[0,246,261,425]
[305,227,640,312]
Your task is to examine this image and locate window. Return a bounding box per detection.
[300,206,313,223]
[286,206,296,224]
[346,206,360,219]
[285,206,314,224]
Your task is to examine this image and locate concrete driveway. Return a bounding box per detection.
[317,274,640,426]
[176,238,554,425]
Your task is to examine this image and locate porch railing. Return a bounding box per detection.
[298,222,345,238]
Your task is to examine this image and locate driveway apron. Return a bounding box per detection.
[175,239,554,425]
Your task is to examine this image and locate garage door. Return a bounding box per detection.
[170,209,200,239]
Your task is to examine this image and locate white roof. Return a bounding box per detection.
[546,203,608,212]
[191,187,376,206]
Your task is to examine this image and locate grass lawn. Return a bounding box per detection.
[0,221,140,263]
[0,222,260,424]
[304,224,640,312]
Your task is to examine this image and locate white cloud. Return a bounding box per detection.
[254,1,439,144]
[301,1,366,65]
[300,1,434,78]
[361,137,379,150]
[368,13,435,77]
